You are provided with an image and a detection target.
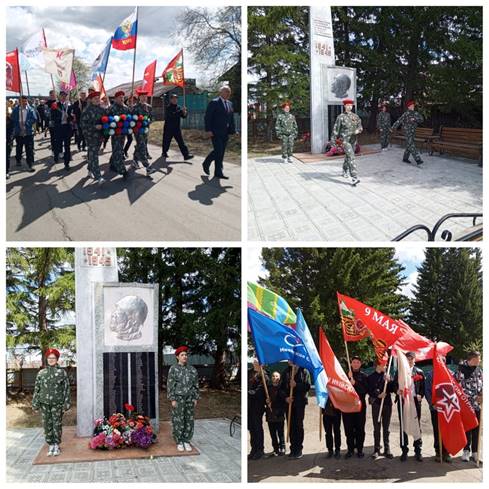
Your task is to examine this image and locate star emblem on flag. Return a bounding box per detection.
[434,383,460,423]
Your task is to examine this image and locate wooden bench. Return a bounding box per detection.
[430,127,482,162]
[391,127,435,151]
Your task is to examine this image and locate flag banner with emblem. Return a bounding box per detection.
[112,8,138,51]
[396,349,421,440]
[141,59,157,96]
[162,49,184,87]
[6,49,22,93]
[21,29,47,68]
[42,48,74,83]
[432,344,478,455]
[91,37,112,80]
[337,292,370,342]
[392,320,453,361]
[295,310,328,408]
[93,74,107,101]
[60,69,77,92]
[247,282,296,326]
[248,308,315,373]
[319,328,361,413]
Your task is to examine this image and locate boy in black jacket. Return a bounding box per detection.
[248,360,267,460]
[265,371,286,456]
[322,398,342,458]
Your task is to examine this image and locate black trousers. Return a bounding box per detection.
[465,409,481,453]
[397,400,422,454]
[7,137,13,172]
[76,127,86,150]
[124,134,133,154]
[55,125,72,166]
[372,401,392,452]
[248,408,265,455]
[430,409,448,456]
[38,116,46,131]
[203,135,228,176]
[48,127,56,153]
[343,407,366,453]
[267,420,285,451]
[162,127,189,157]
[15,135,35,167]
[289,402,306,454]
[323,412,342,452]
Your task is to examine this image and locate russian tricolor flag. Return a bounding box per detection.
[112,8,138,51]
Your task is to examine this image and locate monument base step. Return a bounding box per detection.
[295,147,382,164]
[33,423,199,465]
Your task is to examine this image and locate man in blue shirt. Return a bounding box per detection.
[11,96,38,172]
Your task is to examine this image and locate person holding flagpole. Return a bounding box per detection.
[162,93,193,161]
[265,371,286,457]
[248,359,267,461]
[51,90,74,171]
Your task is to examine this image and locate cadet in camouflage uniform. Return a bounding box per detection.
[107,90,129,179]
[391,99,424,165]
[131,90,155,175]
[32,348,71,456]
[80,91,106,184]
[275,101,298,162]
[331,99,363,186]
[376,104,391,150]
[167,346,200,452]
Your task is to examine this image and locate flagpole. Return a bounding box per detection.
[344,340,351,376]
[24,71,31,98]
[129,6,139,107]
[286,365,297,443]
[182,48,186,108]
[319,407,322,441]
[438,418,443,464]
[259,365,271,414]
[476,397,482,467]
[17,49,25,136]
[42,28,56,93]
[377,351,394,423]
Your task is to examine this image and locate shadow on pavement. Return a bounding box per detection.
[188,175,233,206]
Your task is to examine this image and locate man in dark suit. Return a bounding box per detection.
[51,90,74,170]
[202,85,236,179]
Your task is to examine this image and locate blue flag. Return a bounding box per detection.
[295,309,328,408]
[90,37,112,80]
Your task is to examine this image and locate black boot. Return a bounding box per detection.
[400,450,408,462]
[416,158,424,165]
[415,451,423,462]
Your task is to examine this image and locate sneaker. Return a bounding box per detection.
[47,445,55,456]
[6,173,10,180]
[146,167,156,175]
[183,442,192,452]
[97,177,105,185]
[290,451,303,459]
[52,444,60,456]
[28,167,35,173]
[383,451,394,459]
[177,443,185,452]
[416,159,424,165]
[402,158,411,164]
[351,177,360,186]
[461,450,470,462]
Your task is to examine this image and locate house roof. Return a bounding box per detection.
[106,78,203,98]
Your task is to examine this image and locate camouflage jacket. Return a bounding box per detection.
[391,110,423,131]
[455,361,483,411]
[80,104,106,139]
[275,112,298,138]
[376,111,391,130]
[331,111,363,141]
[32,365,71,410]
[132,102,152,120]
[167,364,200,401]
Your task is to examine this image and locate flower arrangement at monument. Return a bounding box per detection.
[99,114,150,138]
[89,403,156,450]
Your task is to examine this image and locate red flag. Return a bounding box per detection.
[141,60,156,96]
[392,320,453,361]
[432,344,479,455]
[162,49,184,87]
[6,49,21,93]
[319,328,361,413]
[337,292,370,342]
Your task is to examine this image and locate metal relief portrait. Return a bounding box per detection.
[109,295,148,341]
[325,67,356,104]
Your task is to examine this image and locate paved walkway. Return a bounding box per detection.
[248,146,482,241]
[7,134,241,241]
[7,418,240,483]
[248,399,482,483]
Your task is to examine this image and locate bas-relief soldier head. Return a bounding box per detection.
[109,295,148,341]
[331,73,351,99]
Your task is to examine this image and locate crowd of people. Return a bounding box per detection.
[248,351,483,465]
[6,85,236,183]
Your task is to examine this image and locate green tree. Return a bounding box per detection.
[409,248,482,359]
[6,248,75,366]
[259,248,408,366]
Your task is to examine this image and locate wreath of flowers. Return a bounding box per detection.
[99,114,150,137]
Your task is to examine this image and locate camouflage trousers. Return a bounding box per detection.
[109,136,126,175]
[171,398,195,443]
[86,136,102,179]
[133,133,150,167]
[40,403,64,445]
[379,129,390,149]
[280,135,295,158]
[403,135,421,162]
[342,139,358,178]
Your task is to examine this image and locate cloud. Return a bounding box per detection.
[247,246,268,283]
[399,270,419,299]
[7,6,215,95]
[394,246,425,266]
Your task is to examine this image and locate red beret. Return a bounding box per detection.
[406,99,415,107]
[87,91,100,99]
[114,91,125,98]
[175,346,189,356]
[45,348,60,359]
[281,101,291,109]
[343,99,354,105]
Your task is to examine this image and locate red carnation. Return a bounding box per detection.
[51,102,58,110]
[117,121,123,128]
[101,116,109,123]
[136,122,142,128]
[124,403,135,412]
[412,374,423,382]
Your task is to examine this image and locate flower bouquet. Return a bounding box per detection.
[99,114,150,138]
[89,403,156,450]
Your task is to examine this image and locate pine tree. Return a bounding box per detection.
[6,248,75,365]
[260,248,409,365]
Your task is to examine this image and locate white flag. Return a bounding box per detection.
[396,349,421,440]
[42,48,74,83]
[21,30,46,68]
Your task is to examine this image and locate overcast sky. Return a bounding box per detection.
[247,246,426,299]
[6,6,209,96]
